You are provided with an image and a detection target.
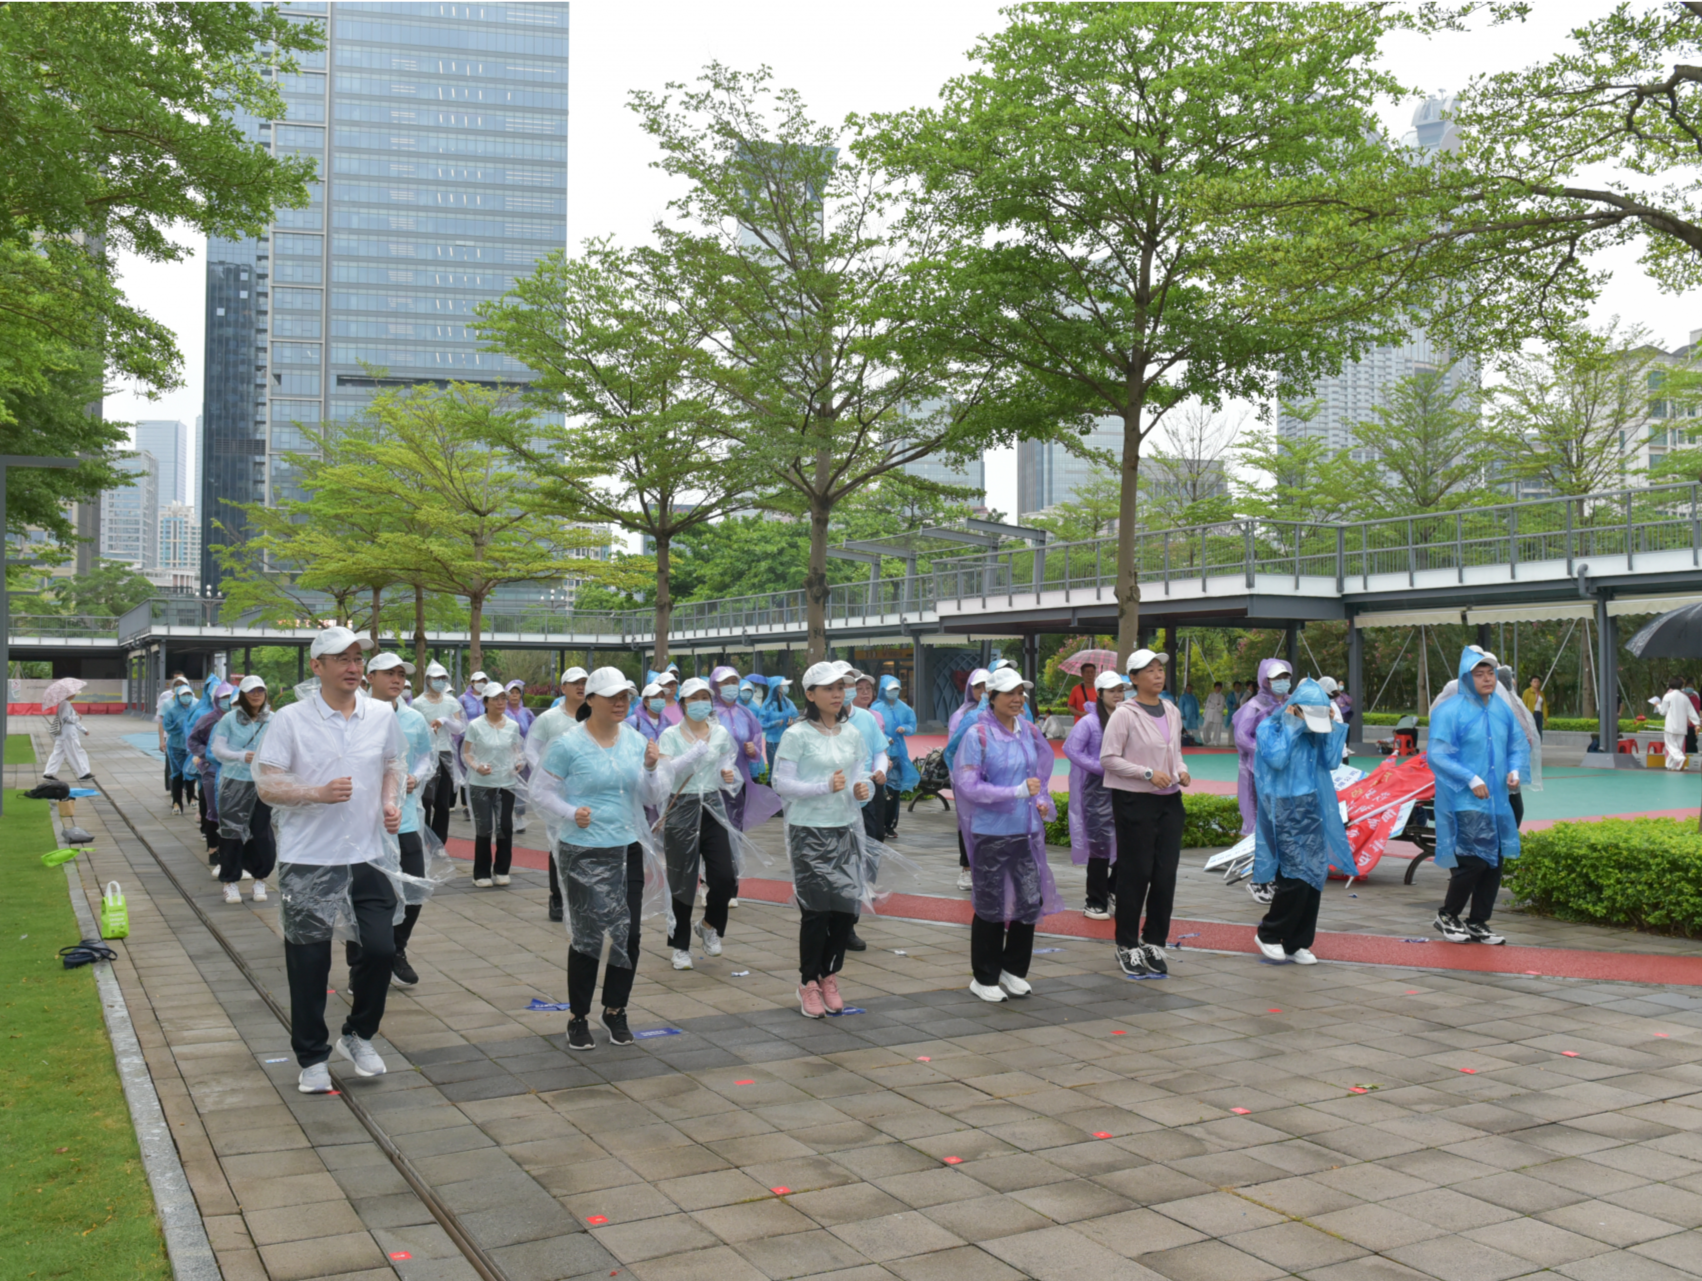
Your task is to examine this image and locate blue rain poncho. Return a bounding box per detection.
[161,684,200,782]
[1252,679,1351,891]
[876,676,921,791]
[1429,647,1531,869]
[951,715,1064,924]
[394,703,437,837]
[944,669,990,769]
[1180,689,1201,733]
[759,682,798,750]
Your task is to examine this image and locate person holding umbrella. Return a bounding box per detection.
[40,676,95,844]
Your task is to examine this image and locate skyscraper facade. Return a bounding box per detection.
[201,0,569,592]
[102,453,160,569]
[1016,421,1122,518]
[134,419,193,508]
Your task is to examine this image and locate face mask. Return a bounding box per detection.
[687,700,715,722]
[739,689,754,703]
[883,688,898,701]
[1271,679,1291,696]
[217,697,231,711]
[718,685,737,704]
[178,691,194,704]
[646,698,665,716]
[430,678,448,692]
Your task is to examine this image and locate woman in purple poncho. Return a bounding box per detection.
[1064,670,1125,920]
[1231,658,1294,837]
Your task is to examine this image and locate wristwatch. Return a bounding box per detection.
[1143,768,1154,782]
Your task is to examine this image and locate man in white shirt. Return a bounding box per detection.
[256,627,405,1094]
[414,659,466,844]
[1651,677,1701,771]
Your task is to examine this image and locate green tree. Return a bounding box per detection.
[863,2,1434,665]
[1233,404,1357,527]
[0,351,128,545]
[1028,470,1123,543]
[43,560,155,619]
[1339,362,1487,516]
[631,64,1042,662]
[1140,403,1241,530]
[474,240,769,665]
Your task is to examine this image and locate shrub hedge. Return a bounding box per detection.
[1506,818,1702,937]
[1042,791,1242,848]
[1360,711,1641,733]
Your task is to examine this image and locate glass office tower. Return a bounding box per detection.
[202,0,569,592]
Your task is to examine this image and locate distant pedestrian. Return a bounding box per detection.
[1522,677,1546,738]
[1650,677,1700,772]
[1065,670,1125,920]
[210,675,276,905]
[414,661,466,846]
[366,653,436,989]
[462,681,524,886]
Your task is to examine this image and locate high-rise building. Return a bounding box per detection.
[159,503,202,576]
[134,419,192,508]
[903,454,985,498]
[201,0,570,593]
[1016,421,1122,517]
[101,452,160,569]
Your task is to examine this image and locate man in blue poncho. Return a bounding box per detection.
[1252,678,1350,964]
[1429,647,1530,945]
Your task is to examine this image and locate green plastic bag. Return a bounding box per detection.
[100,881,129,940]
[41,847,79,867]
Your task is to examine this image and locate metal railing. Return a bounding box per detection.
[10,613,121,639]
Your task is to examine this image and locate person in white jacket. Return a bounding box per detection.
[1651,677,1701,771]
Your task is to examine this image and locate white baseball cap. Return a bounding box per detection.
[367,652,416,675]
[1126,648,1169,673]
[679,676,713,699]
[803,660,848,689]
[424,660,449,678]
[1298,702,1335,733]
[584,666,634,699]
[478,680,508,701]
[561,666,588,684]
[1094,670,1125,691]
[655,670,679,686]
[1317,676,1339,695]
[967,667,990,688]
[237,674,268,694]
[310,626,375,659]
[641,681,664,698]
[987,667,1033,694]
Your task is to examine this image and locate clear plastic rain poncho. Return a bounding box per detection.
[656,720,763,902]
[1427,661,1543,791]
[413,689,468,787]
[710,666,781,831]
[943,668,990,769]
[522,704,577,848]
[1428,647,1532,869]
[394,702,439,836]
[211,704,271,842]
[255,700,454,945]
[1232,657,1293,836]
[530,721,689,961]
[462,712,525,790]
[771,719,921,914]
[952,716,1065,924]
[1252,679,1352,891]
[1062,710,1116,866]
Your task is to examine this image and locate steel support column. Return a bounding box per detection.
[1347,616,1364,753]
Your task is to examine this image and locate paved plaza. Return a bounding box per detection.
[32,716,1702,1281]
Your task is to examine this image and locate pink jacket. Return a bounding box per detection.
[1099,699,1185,795]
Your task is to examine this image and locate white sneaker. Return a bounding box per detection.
[493,874,511,886]
[241,869,253,880]
[222,882,241,904]
[956,869,973,891]
[210,863,223,879]
[695,920,722,957]
[473,878,493,888]
[672,949,693,971]
[251,881,267,902]
[969,979,1007,1003]
[727,897,739,908]
[298,1062,334,1094]
[998,971,1032,997]
[513,818,528,833]
[1256,938,1287,962]
[335,1034,386,1077]
[1291,948,1318,965]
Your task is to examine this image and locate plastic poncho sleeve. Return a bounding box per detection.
[771,758,833,800]
[944,702,986,769]
[1062,715,1105,776]
[1251,682,1352,890]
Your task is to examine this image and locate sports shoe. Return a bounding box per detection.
[298,1062,334,1094]
[1465,922,1506,945]
[513,818,528,833]
[798,980,827,1018]
[1256,937,1288,962]
[493,874,511,886]
[251,880,267,902]
[170,803,183,816]
[969,979,1007,1002]
[335,1034,386,1077]
[816,972,844,1013]
[548,898,563,922]
[1434,911,1470,944]
[222,882,242,904]
[60,825,94,845]
[845,929,867,952]
[727,897,739,908]
[567,1017,594,1051]
[1116,946,1151,977]
[240,868,252,879]
[472,877,493,888]
[956,868,973,891]
[1141,944,1169,975]
[1249,881,1276,905]
[209,862,223,878]
[695,920,723,957]
[601,1009,633,1046]
[999,971,1032,997]
[672,949,693,971]
[390,952,419,987]
[78,773,94,782]
[41,773,60,782]
[1290,948,1319,965]
[1084,901,1111,920]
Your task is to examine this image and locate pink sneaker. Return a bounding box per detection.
[798,980,826,1019]
[819,973,845,1014]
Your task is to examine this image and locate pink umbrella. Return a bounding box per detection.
[40,677,87,709]
[1058,648,1117,676]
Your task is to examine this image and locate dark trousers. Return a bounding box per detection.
[971,915,1034,986]
[1442,855,1502,925]
[548,855,562,910]
[423,754,453,845]
[1086,856,1112,907]
[1111,790,1185,949]
[218,799,277,883]
[565,844,643,1017]
[799,910,856,984]
[1509,792,1524,828]
[393,830,424,954]
[198,782,219,849]
[957,827,969,869]
[882,784,900,836]
[470,786,513,879]
[1257,876,1322,953]
[668,808,737,949]
[1532,711,1545,738]
[862,795,884,843]
[283,862,396,1067]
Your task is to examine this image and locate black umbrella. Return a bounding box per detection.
[1623,602,1702,831]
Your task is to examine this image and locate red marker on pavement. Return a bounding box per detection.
[1093,1131,1112,1139]
[1231,1108,1251,1115]
[390,1253,411,1260]
[586,1215,608,1225]
[771,1186,791,1195]
[943,1156,963,1165]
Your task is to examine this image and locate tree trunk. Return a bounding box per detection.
[1580,617,1596,720]
[653,534,672,668]
[804,446,834,663]
[1113,401,1145,666]
[468,592,485,672]
[1416,626,1430,713]
[412,584,428,676]
[370,585,382,648]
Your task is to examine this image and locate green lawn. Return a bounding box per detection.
[0,789,170,1279]
[5,734,36,764]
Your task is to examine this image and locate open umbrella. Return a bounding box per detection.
[1058,648,1118,676]
[39,677,86,710]
[1624,602,1702,831]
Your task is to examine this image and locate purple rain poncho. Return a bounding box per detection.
[951,715,1064,926]
[1231,657,1293,836]
[709,665,782,831]
[1062,710,1116,866]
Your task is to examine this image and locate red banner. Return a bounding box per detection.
[1336,754,1435,878]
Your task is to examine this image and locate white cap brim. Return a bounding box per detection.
[1299,704,1334,733]
[584,666,634,699]
[310,626,375,659]
[679,677,713,699]
[366,653,415,675]
[561,667,588,683]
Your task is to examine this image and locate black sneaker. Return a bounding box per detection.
[1465,922,1506,945]
[1116,945,1151,977]
[1433,911,1470,944]
[845,929,867,952]
[1084,901,1111,920]
[547,898,563,923]
[1141,944,1169,975]
[390,952,419,988]
[566,1017,594,1051]
[601,1009,633,1047]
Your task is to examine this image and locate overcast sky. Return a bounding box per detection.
[107,0,1691,520]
